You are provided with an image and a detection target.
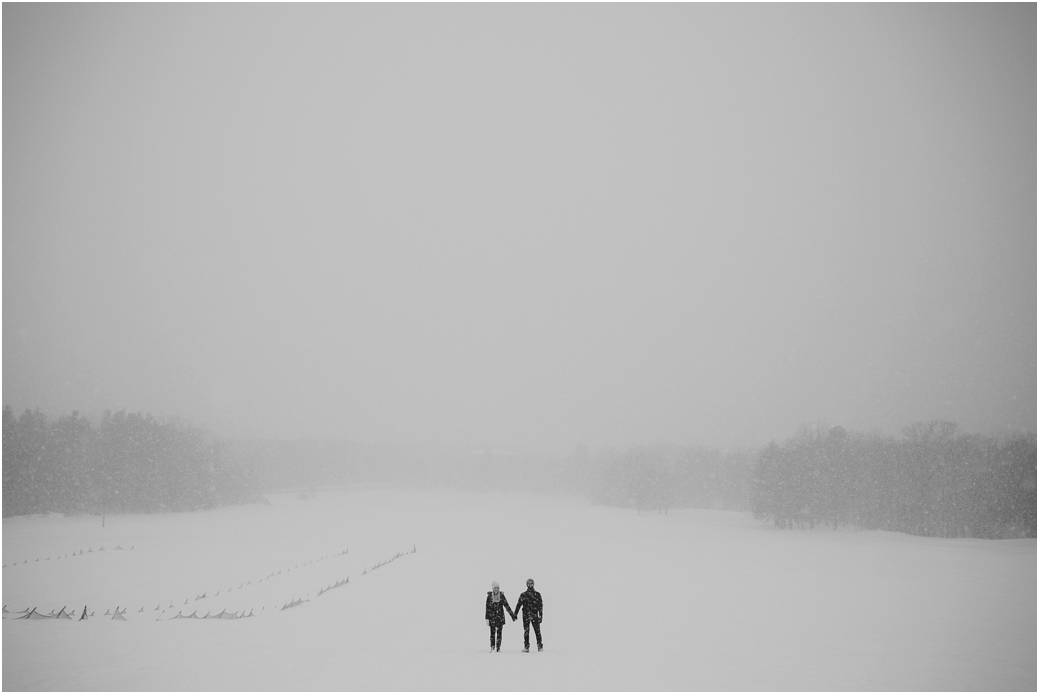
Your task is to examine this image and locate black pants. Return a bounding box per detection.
[489,623,503,650]
[523,618,542,649]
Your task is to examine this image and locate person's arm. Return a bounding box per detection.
[503,595,515,620]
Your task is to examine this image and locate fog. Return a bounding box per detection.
[4,4,1035,454]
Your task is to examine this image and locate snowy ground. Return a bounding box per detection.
[3,487,1035,691]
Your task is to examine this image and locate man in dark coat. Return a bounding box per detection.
[485,581,515,652]
[513,578,543,652]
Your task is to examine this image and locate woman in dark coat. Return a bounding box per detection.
[484,581,515,652]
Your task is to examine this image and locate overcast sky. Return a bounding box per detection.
[3,4,1035,453]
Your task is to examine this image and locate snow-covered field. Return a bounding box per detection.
[3,487,1035,691]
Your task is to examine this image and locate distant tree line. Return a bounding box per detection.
[751,422,1036,539]
[232,438,756,510]
[2,406,259,517]
[231,437,430,492]
[559,444,755,513]
[9,404,1032,541]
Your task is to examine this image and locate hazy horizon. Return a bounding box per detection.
[4,4,1035,455]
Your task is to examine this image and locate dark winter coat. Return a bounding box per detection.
[485,591,515,626]
[514,588,543,624]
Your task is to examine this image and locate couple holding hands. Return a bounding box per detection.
[485,578,543,653]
